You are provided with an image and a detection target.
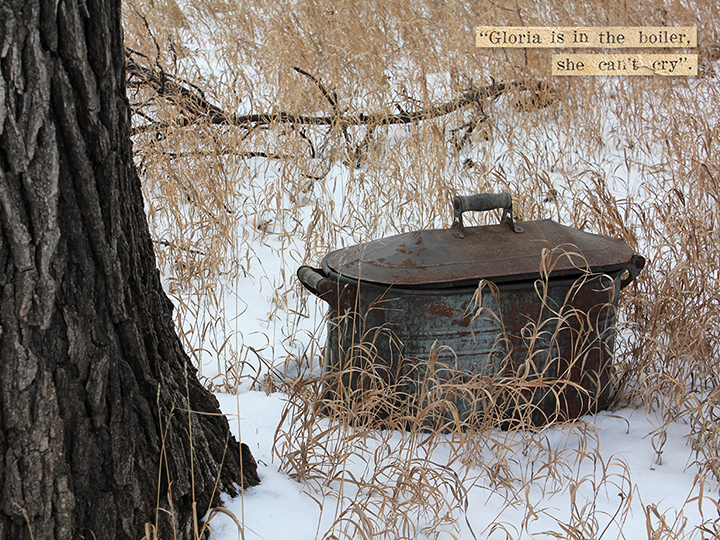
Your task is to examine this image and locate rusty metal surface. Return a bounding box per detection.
[324,219,635,287]
[299,213,643,428]
[319,268,623,427]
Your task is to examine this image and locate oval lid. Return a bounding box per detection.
[322,219,636,287]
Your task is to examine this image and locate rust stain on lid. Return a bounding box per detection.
[323,219,635,288]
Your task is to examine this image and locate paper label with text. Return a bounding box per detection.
[551,54,697,75]
[476,27,697,48]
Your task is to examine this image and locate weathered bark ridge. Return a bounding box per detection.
[0,1,258,539]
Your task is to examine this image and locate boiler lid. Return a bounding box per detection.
[322,219,636,288]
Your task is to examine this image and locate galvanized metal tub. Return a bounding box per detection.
[298,193,644,428]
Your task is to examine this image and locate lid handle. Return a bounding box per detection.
[451,193,524,238]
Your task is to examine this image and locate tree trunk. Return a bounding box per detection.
[0,0,259,538]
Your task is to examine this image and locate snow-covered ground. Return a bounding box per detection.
[132,18,720,532]
[142,89,719,539]
[175,149,718,539]
[209,393,710,539]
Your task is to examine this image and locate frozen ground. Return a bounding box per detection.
[208,392,710,539]
[185,177,716,539]
[139,42,719,536]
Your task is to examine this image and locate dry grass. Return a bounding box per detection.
[123,0,720,537]
[273,258,642,538]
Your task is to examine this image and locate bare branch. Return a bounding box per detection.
[126,51,551,139]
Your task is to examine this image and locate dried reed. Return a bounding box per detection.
[124,0,720,537]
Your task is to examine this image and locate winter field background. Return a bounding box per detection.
[123,1,720,538]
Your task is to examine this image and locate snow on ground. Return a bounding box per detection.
[190,208,715,539]
[208,392,709,540]
[174,113,718,540]
[141,54,719,536]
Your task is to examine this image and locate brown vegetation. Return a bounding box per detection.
[124,0,719,537]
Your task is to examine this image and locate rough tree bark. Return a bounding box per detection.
[0,0,259,539]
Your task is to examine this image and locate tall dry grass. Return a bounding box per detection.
[124,0,720,537]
